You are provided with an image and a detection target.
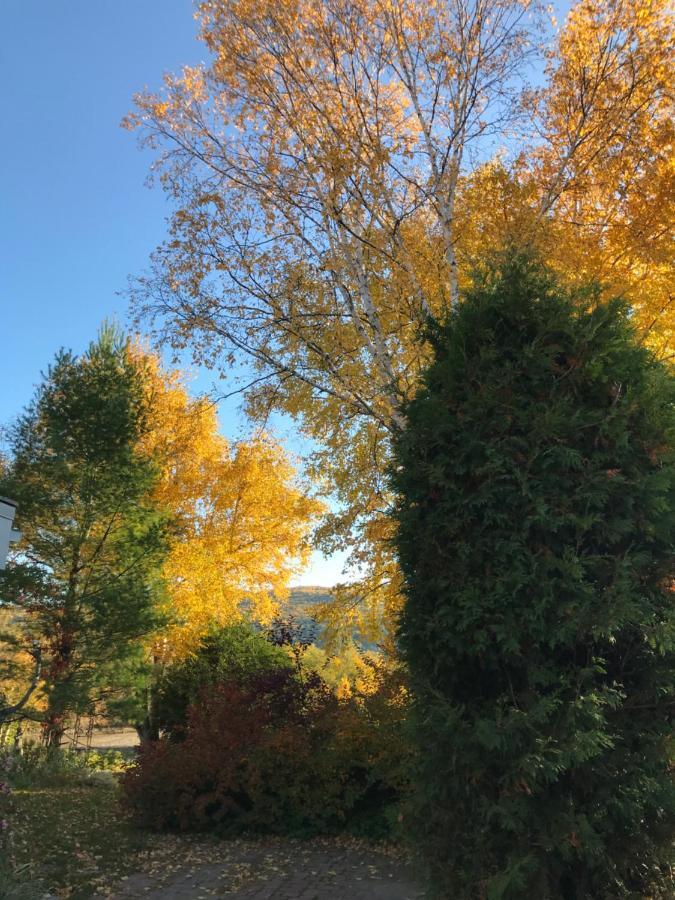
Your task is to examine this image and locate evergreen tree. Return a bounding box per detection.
[393,255,675,898]
[0,326,170,747]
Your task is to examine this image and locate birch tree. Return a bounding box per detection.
[127,0,673,638]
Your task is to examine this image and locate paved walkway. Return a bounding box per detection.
[99,836,424,899]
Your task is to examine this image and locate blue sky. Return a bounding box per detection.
[2,1,201,420]
[1,0,346,584]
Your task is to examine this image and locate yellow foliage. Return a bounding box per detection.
[454,0,674,359]
[301,641,382,696]
[0,609,46,715]
[135,349,322,657]
[532,0,674,357]
[127,0,674,643]
[335,675,352,700]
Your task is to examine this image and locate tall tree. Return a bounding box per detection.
[126,0,673,637]
[0,329,170,747]
[393,254,675,898]
[466,0,675,355]
[113,348,322,739]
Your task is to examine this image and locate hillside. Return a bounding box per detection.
[281,586,380,651]
[277,585,333,644]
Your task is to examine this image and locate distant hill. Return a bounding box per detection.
[287,585,334,609]
[280,586,378,651]
[277,585,333,644]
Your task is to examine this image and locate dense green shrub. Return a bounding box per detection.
[393,254,675,898]
[122,662,410,838]
[156,622,292,734]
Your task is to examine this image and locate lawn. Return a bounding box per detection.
[7,777,148,899]
[4,776,418,900]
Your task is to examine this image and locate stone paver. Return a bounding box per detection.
[102,837,424,899]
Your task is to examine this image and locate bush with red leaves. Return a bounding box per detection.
[121,665,409,837]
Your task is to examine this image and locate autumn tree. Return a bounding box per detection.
[0,334,319,742]
[0,329,170,747]
[127,0,673,637]
[0,609,42,730]
[136,350,322,658]
[455,0,674,354]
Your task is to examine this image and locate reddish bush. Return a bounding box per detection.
[121,665,409,836]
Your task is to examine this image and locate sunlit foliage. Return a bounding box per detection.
[136,350,322,657]
[127,0,674,638]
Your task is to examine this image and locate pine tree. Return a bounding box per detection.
[0,326,170,747]
[393,254,675,898]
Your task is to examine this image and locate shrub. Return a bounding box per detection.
[393,254,675,898]
[0,745,128,790]
[156,622,292,734]
[122,662,410,838]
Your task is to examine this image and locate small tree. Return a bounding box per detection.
[0,327,170,747]
[156,622,292,736]
[393,255,675,898]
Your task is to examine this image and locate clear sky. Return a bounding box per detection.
[0,0,346,585]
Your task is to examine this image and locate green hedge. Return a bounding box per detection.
[393,254,675,899]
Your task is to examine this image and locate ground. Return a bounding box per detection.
[62,727,140,753]
[7,777,423,899]
[94,836,422,899]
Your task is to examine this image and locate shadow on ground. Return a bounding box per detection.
[95,835,424,899]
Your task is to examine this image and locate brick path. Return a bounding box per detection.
[101,836,424,899]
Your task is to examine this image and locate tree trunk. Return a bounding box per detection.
[42,710,66,749]
[135,682,159,743]
[42,624,74,749]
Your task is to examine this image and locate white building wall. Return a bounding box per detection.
[0,498,21,569]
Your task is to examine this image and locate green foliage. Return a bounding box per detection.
[0,746,128,790]
[393,254,675,898]
[156,622,292,734]
[0,327,171,744]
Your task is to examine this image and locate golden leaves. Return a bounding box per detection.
[134,349,322,658]
[126,0,674,644]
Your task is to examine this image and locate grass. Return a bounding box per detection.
[5,777,149,899]
[4,777,394,899]
[2,756,298,899]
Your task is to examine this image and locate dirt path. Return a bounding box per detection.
[96,835,424,899]
[61,727,140,752]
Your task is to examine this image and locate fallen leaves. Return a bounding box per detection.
[9,779,416,899]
